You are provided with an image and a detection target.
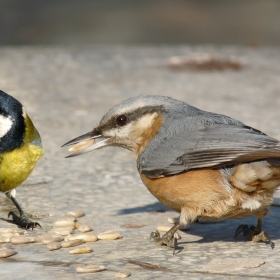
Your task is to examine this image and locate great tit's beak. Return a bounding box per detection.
[62,129,111,158]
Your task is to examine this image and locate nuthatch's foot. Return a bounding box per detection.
[8,211,41,230]
[150,223,181,255]
[235,220,274,249]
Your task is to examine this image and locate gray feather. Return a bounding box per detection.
[138,107,280,178]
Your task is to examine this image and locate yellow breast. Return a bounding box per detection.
[0,112,44,193]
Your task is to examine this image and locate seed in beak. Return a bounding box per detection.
[68,139,95,152]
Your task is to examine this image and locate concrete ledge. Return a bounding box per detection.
[1,45,280,279]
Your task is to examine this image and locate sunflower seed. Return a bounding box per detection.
[47,242,62,251]
[168,217,179,224]
[0,249,16,258]
[0,243,13,250]
[69,246,92,254]
[67,210,85,218]
[76,265,106,273]
[68,139,95,152]
[0,232,19,238]
[97,232,122,240]
[179,224,189,231]
[57,214,76,221]
[0,236,11,243]
[65,233,98,242]
[10,236,36,244]
[75,222,82,229]
[41,234,64,245]
[54,220,76,227]
[61,239,84,248]
[156,226,172,232]
[50,227,74,236]
[77,224,92,233]
[115,270,131,278]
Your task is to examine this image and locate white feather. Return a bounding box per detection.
[241,198,261,210]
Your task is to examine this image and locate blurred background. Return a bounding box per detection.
[1,0,280,46]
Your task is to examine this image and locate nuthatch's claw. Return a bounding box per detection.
[8,211,41,230]
[149,223,181,254]
[172,238,178,255]
[235,222,274,249]
[150,230,160,242]
[235,224,255,239]
[269,239,275,249]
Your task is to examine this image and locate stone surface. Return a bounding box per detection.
[0,45,280,279]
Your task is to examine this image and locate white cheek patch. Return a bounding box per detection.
[103,122,133,140]
[0,115,13,138]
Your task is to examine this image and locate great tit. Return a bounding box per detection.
[0,90,44,229]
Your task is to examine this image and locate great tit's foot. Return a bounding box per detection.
[8,211,41,230]
[150,223,181,255]
[235,224,274,249]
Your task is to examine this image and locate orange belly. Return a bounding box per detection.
[140,169,230,215]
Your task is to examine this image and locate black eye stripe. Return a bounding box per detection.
[116,115,128,126]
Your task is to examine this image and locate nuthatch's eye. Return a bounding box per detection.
[116,115,128,126]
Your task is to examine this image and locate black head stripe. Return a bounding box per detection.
[99,105,164,131]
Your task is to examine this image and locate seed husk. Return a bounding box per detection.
[156,226,172,232]
[0,243,13,250]
[69,246,92,254]
[97,232,122,240]
[54,220,76,227]
[115,270,131,278]
[168,217,179,224]
[10,236,36,244]
[0,229,15,233]
[61,239,84,248]
[121,223,145,229]
[41,234,64,245]
[0,249,16,258]
[100,229,115,235]
[0,236,11,243]
[67,210,85,218]
[68,139,95,153]
[0,228,25,234]
[47,242,62,251]
[179,224,189,231]
[65,233,98,242]
[57,214,76,221]
[77,224,92,233]
[75,222,82,229]
[76,264,106,273]
[0,232,19,238]
[36,234,54,242]
[51,227,74,236]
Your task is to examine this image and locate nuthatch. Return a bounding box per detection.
[63,95,280,251]
[0,90,44,229]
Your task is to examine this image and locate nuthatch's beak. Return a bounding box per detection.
[62,128,111,158]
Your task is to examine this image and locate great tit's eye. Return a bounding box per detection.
[116,115,128,126]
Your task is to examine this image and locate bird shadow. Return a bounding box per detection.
[117,201,171,215]
[117,202,280,246]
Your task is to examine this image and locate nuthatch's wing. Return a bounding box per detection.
[138,118,280,178]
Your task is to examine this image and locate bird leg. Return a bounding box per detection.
[150,223,181,254]
[235,218,274,249]
[8,196,41,230]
